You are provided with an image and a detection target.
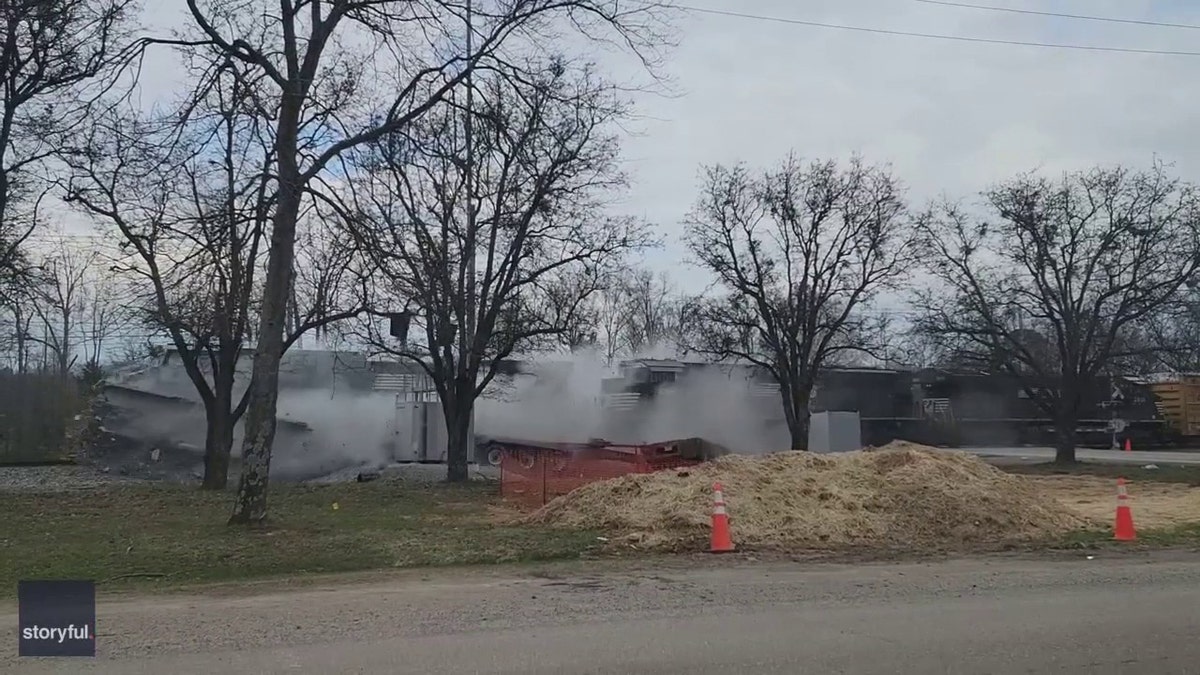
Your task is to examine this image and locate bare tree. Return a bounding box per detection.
[0,308,16,369]
[0,231,133,378]
[77,262,130,366]
[913,163,1200,463]
[557,295,601,354]
[577,265,684,362]
[348,60,650,481]
[683,155,913,450]
[114,336,164,365]
[68,65,368,490]
[584,281,631,364]
[1117,291,1200,374]
[158,0,671,522]
[0,274,35,371]
[884,324,970,370]
[26,235,102,375]
[616,267,682,356]
[288,207,371,350]
[66,72,269,488]
[0,0,133,280]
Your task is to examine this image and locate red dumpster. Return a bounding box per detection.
[496,438,706,508]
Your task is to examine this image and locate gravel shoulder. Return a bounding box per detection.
[3,549,1200,667]
[0,465,150,493]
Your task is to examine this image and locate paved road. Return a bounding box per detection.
[965,445,1200,465]
[4,552,1200,674]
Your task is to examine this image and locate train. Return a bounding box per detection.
[814,367,1169,448]
[600,359,1175,449]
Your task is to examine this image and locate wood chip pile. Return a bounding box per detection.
[527,441,1089,552]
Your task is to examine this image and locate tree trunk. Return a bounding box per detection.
[788,413,810,451]
[444,401,473,483]
[781,385,811,451]
[227,224,294,522]
[228,89,304,525]
[1053,416,1077,464]
[201,403,234,490]
[57,311,70,376]
[228,368,279,524]
[14,305,26,373]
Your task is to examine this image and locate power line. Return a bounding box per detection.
[913,0,1200,31]
[676,4,1200,57]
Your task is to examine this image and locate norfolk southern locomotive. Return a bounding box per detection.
[601,360,1171,448]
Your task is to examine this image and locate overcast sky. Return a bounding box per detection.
[59,0,1200,298]
[611,0,1200,288]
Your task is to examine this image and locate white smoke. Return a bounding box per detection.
[272,388,396,474]
[474,345,789,453]
[613,364,789,453]
[473,348,613,441]
[107,344,791,482]
[105,358,397,478]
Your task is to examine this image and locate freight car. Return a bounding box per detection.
[601,360,1173,449]
[836,368,1171,448]
[1143,375,1200,442]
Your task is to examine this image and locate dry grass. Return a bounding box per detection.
[527,441,1088,552]
[0,480,601,597]
[1004,461,1200,486]
[1029,475,1200,529]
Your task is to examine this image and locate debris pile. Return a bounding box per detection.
[527,441,1088,552]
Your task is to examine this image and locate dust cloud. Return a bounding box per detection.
[474,346,788,453]
[272,389,397,476]
[473,350,611,441]
[104,346,789,481]
[612,364,789,453]
[103,365,397,479]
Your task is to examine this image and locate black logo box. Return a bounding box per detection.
[18,580,96,657]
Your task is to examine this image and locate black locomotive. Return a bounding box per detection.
[602,360,1171,448]
[813,367,1168,448]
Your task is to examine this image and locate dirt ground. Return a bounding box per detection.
[1030,475,1200,528]
[4,551,1200,673]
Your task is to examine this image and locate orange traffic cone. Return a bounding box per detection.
[1114,477,1137,541]
[1123,438,1132,452]
[710,482,735,553]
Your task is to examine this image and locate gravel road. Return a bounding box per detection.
[0,466,150,493]
[3,551,1200,673]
